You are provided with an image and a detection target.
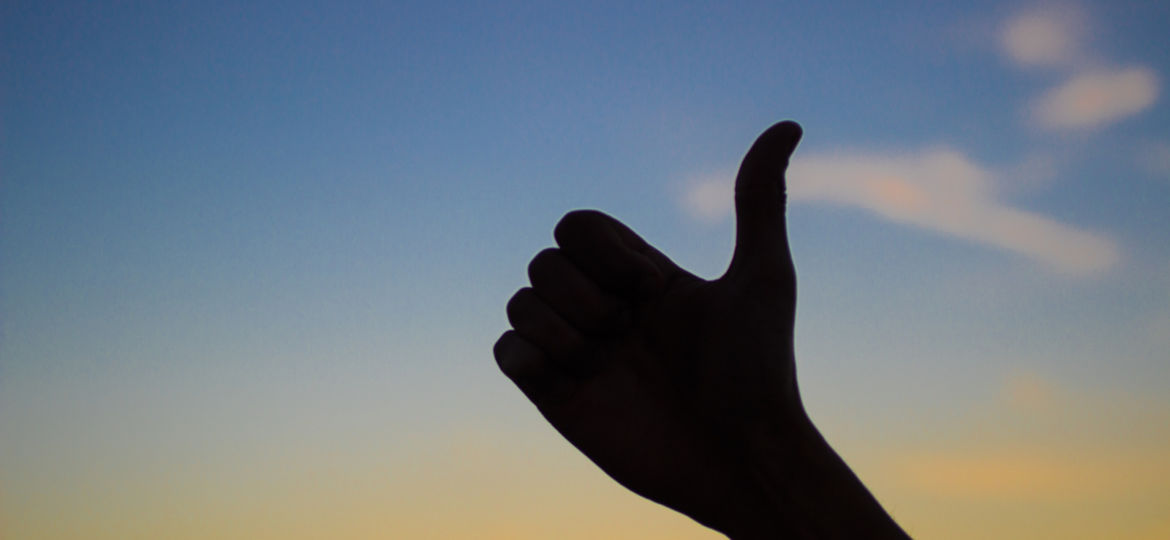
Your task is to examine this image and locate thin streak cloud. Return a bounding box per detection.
[997,5,1161,132]
[786,149,1119,275]
[1033,67,1159,130]
[678,148,1119,276]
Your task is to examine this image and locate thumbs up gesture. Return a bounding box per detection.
[495,122,907,539]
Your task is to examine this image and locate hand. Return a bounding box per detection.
[494,121,906,538]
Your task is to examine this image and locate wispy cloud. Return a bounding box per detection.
[787,149,1118,274]
[678,148,1118,275]
[679,6,1148,276]
[999,5,1161,131]
[680,172,735,224]
[1034,67,1159,130]
[1000,7,1086,68]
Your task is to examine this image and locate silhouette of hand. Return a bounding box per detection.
[496,122,907,539]
[495,122,806,533]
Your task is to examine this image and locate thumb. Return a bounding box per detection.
[725,120,803,288]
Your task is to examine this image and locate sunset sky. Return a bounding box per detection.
[3,1,1169,538]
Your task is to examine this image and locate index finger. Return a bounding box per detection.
[553,210,664,299]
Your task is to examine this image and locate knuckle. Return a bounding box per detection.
[493,331,520,376]
[494,331,544,380]
[492,331,513,362]
[554,209,605,245]
[505,287,537,323]
[527,248,561,284]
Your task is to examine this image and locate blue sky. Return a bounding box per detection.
[3,1,1169,538]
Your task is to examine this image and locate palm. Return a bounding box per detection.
[571,274,798,517]
[495,121,803,532]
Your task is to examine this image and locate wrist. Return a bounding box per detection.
[722,406,909,540]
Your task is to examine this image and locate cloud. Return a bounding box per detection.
[1000,7,1086,68]
[680,172,735,223]
[997,6,1161,131]
[786,148,1119,275]
[1033,67,1159,129]
[678,148,1118,275]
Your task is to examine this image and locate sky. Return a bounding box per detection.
[2,1,1169,538]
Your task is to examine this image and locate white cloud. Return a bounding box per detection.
[785,148,1118,275]
[1000,7,1086,68]
[997,6,1161,131]
[679,147,1118,275]
[680,172,734,223]
[1033,67,1159,130]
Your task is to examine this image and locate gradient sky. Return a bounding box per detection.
[3,1,1169,538]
